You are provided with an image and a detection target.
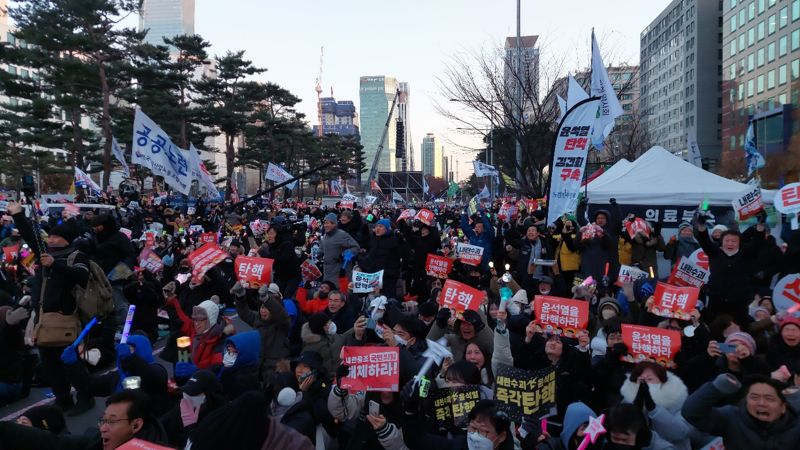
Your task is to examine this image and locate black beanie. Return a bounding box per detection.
[48,222,79,244]
[459,309,485,333]
[308,313,329,335]
[418,301,439,318]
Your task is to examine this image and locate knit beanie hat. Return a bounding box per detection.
[194,300,219,325]
[308,313,329,335]
[48,222,79,244]
[376,219,392,231]
[678,221,692,232]
[726,331,757,355]
[458,309,485,333]
[779,316,800,333]
[711,224,728,234]
[323,213,338,223]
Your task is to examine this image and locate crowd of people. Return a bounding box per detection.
[0,192,798,450]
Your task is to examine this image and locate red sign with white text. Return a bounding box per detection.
[624,217,650,238]
[440,279,485,312]
[621,324,681,368]
[234,255,274,288]
[200,232,217,244]
[649,282,699,320]
[187,243,228,283]
[456,242,484,266]
[339,346,400,392]
[415,208,435,226]
[426,253,453,278]
[533,295,589,336]
[300,259,323,282]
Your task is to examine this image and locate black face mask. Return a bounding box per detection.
[318,291,328,299]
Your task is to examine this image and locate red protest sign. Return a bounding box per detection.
[668,257,709,289]
[339,346,400,392]
[425,253,453,278]
[398,209,416,221]
[144,231,156,249]
[649,282,699,320]
[2,244,19,263]
[118,438,174,450]
[533,295,590,336]
[200,232,217,244]
[621,324,681,368]
[773,274,800,314]
[733,186,764,221]
[234,255,274,288]
[440,279,485,312]
[688,249,709,270]
[187,243,228,283]
[138,248,164,274]
[774,182,800,214]
[415,208,435,226]
[624,217,650,238]
[456,242,484,266]
[300,259,322,282]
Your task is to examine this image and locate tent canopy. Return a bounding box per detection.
[587,146,771,206]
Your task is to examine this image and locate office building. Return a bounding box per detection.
[396,82,412,171]
[312,97,359,137]
[721,0,800,184]
[442,151,450,182]
[139,0,195,49]
[504,35,540,122]
[360,75,398,173]
[640,0,722,169]
[421,133,443,178]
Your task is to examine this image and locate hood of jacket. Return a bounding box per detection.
[124,335,155,365]
[620,371,688,414]
[561,401,596,448]
[300,322,323,345]
[226,330,260,369]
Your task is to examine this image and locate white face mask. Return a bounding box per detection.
[395,335,408,346]
[506,302,521,316]
[183,393,206,409]
[83,348,102,366]
[601,308,617,320]
[223,351,237,368]
[539,289,550,296]
[467,431,495,450]
[326,322,338,335]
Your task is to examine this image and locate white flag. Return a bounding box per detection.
[477,185,491,200]
[392,191,404,203]
[557,95,567,121]
[472,160,498,177]
[187,144,220,198]
[686,131,703,168]
[365,195,377,206]
[265,162,297,190]
[74,166,102,195]
[590,31,624,149]
[566,73,589,111]
[423,177,429,194]
[111,136,130,177]
[131,109,192,195]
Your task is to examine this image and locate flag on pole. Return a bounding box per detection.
[392,191,404,203]
[447,181,459,198]
[472,161,499,177]
[330,179,341,196]
[264,163,297,190]
[501,173,517,189]
[423,177,429,194]
[111,136,130,177]
[566,73,589,110]
[590,30,624,149]
[744,121,765,176]
[477,185,491,201]
[686,131,703,168]
[130,109,192,195]
[74,166,102,196]
[187,144,220,198]
[370,179,383,193]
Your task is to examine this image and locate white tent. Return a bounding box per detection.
[587,146,772,206]
[586,159,631,191]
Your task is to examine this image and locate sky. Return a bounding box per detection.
[190,0,674,180]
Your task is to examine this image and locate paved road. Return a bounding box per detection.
[0,310,248,436]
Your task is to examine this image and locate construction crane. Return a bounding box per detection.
[364,89,401,191]
[315,47,324,137]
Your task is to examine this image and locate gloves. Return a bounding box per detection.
[61,346,79,366]
[609,198,617,205]
[5,307,30,326]
[174,361,198,378]
[634,381,656,412]
[336,364,350,387]
[257,284,270,298]
[162,254,174,267]
[180,397,201,427]
[435,307,451,328]
[116,343,133,362]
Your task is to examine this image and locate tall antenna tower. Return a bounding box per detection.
[315,46,324,137]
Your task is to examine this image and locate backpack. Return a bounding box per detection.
[68,252,115,323]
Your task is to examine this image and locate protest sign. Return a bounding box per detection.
[426,253,453,278]
[624,217,650,239]
[649,282,699,320]
[249,219,269,236]
[118,438,174,450]
[340,201,354,210]
[440,279,485,312]
[186,206,195,215]
[139,250,164,274]
[119,228,132,240]
[533,295,590,336]
[189,225,204,234]
[432,385,482,429]
[235,256,273,288]
[0,200,7,212]
[668,256,710,288]
[200,232,217,244]
[621,324,681,368]
[398,209,416,221]
[616,265,649,286]
[300,259,323,282]
[364,195,377,206]
[338,346,400,392]
[773,273,800,315]
[3,244,19,263]
[494,364,556,422]
[498,202,518,220]
[415,208,435,226]
[352,270,384,293]
[456,242,484,266]
[688,248,709,271]
[733,185,764,221]
[187,243,228,283]
[63,203,80,218]
[774,182,800,214]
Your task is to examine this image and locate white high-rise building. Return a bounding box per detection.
[504,35,540,123]
[139,0,195,49]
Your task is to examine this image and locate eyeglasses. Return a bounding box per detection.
[98,417,131,427]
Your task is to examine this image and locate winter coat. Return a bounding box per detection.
[551,231,580,272]
[320,227,360,284]
[219,331,261,400]
[235,294,290,377]
[123,278,162,340]
[629,232,665,278]
[426,308,494,364]
[683,374,800,450]
[766,333,800,374]
[663,236,700,268]
[620,372,692,450]
[0,307,25,385]
[460,212,493,269]
[86,219,136,273]
[358,231,406,279]
[300,323,350,375]
[326,303,358,334]
[258,232,302,286]
[192,321,229,370]
[261,417,314,450]
[510,236,553,282]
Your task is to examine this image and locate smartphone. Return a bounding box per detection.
[366,318,377,330]
[718,343,737,354]
[369,400,380,417]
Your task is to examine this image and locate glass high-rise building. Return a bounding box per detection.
[360,75,398,173]
[139,0,195,48]
[421,133,443,178]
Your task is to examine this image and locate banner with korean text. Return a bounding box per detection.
[426,253,453,278]
[352,270,384,293]
[440,279,485,312]
[131,109,192,195]
[234,256,274,288]
[187,243,228,283]
[300,260,322,282]
[494,364,556,422]
[533,295,590,336]
[668,257,709,288]
[339,346,400,392]
[621,324,681,368]
[456,242,484,266]
[733,185,764,221]
[546,97,601,225]
[432,385,482,429]
[648,282,699,320]
[616,264,649,287]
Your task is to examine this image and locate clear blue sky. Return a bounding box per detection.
[194,0,673,179]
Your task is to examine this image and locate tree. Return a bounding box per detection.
[163,34,212,150]
[194,51,267,199]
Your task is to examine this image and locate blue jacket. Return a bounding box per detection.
[219,331,261,400]
[460,212,493,269]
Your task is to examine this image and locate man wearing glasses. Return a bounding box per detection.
[0,390,168,449]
